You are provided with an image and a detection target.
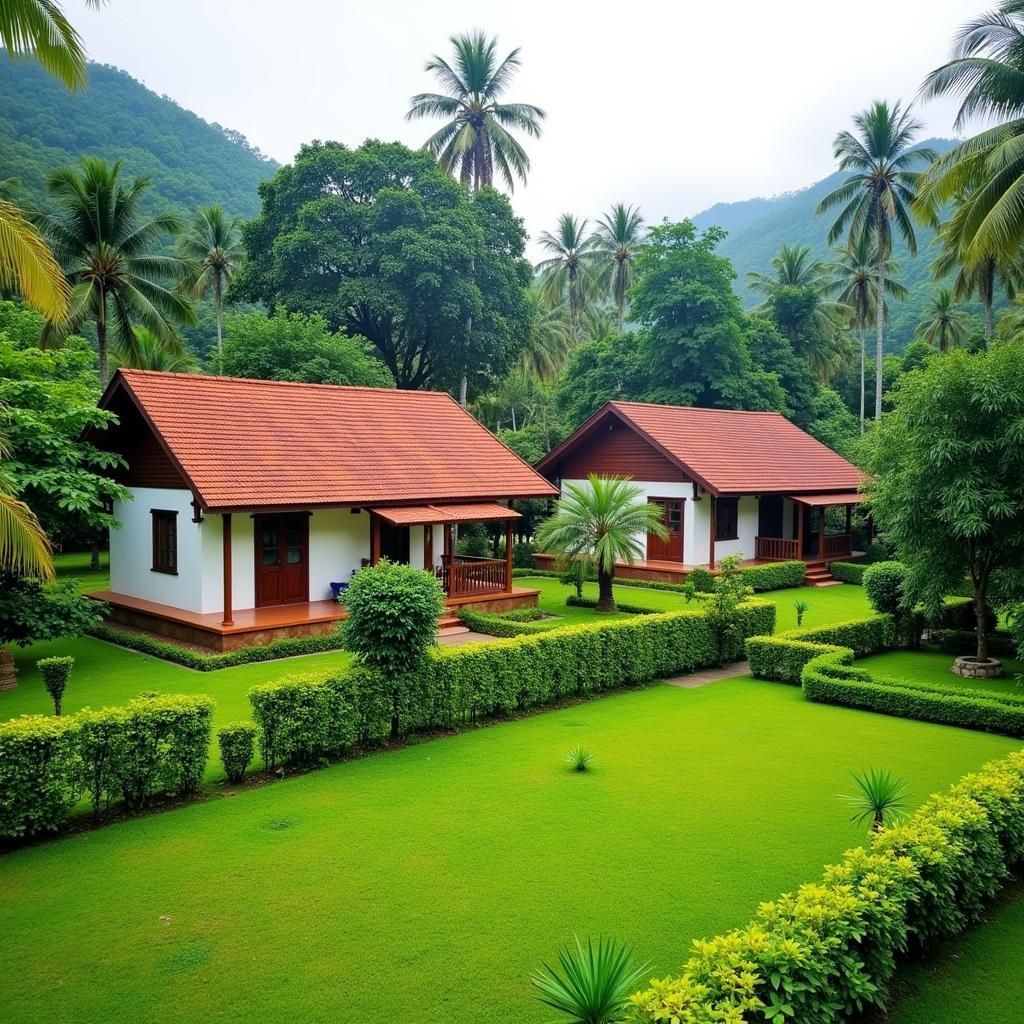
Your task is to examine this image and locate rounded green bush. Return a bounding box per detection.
[687,567,716,593]
[218,722,256,783]
[863,561,907,616]
[37,655,74,716]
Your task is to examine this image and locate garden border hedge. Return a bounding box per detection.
[829,561,867,584]
[633,748,1024,1023]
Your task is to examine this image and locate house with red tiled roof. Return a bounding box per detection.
[86,370,557,650]
[535,401,866,585]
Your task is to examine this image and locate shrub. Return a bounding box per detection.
[37,655,74,715]
[738,560,806,591]
[830,561,867,585]
[793,599,810,627]
[931,629,1016,657]
[565,745,594,772]
[565,596,657,615]
[0,715,82,837]
[218,722,256,783]
[458,607,554,637]
[686,567,715,592]
[456,522,491,557]
[632,749,1024,1023]
[512,540,536,569]
[1013,604,1024,661]
[863,561,907,616]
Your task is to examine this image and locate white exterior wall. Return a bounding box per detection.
[711,495,759,562]
[110,487,204,611]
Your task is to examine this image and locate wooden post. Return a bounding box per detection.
[708,494,716,570]
[845,504,852,534]
[796,502,804,559]
[444,523,454,598]
[424,524,433,572]
[221,513,233,626]
[818,506,827,561]
[505,519,514,592]
[370,513,381,566]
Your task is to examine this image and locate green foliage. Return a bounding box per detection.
[633,749,1024,1023]
[0,571,104,647]
[829,561,867,585]
[564,596,657,615]
[37,654,72,715]
[515,562,806,595]
[702,555,756,664]
[234,140,531,395]
[841,768,911,831]
[1013,605,1024,661]
[455,523,491,558]
[738,560,806,592]
[217,722,256,784]
[532,936,647,1024]
[90,622,346,670]
[863,561,907,616]
[458,607,554,637]
[220,307,393,387]
[565,746,594,773]
[512,540,536,569]
[0,713,81,837]
[793,599,810,627]
[687,567,715,593]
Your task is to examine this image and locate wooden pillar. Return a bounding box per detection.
[845,505,852,553]
[221,513,233,626]
[444,523,454,598]
[796,502,804,558]
[818,506,827,560]
[370,513,381,566]
[424,524,434,572]
[708,494,716,570]
[504,519,514,592]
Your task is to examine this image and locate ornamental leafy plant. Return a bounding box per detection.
[37,654,73,715]
[218,722,256,784]
[865,345,1024,659]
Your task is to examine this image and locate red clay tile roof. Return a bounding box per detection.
[100,370,557,511]
[538,401,864,495]
[374,503,520,526]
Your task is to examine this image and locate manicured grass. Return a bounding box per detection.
[55,548,110,592]
[860,646,1024,698]
[0,679,1015,1024]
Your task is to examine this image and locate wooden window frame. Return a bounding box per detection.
[714,497,739,542]
[151,509,179,575]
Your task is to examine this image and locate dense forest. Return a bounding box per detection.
[0,58,276,218]
[691,138,1001,350]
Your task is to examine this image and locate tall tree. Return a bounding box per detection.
[536,214,596,342]
[38,157,195,385]
[520,285,573,381]
[817,100,936,419]
[406,30,545,191]
[916,287,971,352]
[177,205,244,368]
[0,0,98,90]
[748,243,831,294]
[918,1,1024,266]
[827,237,906,431]
[590,203,645,331]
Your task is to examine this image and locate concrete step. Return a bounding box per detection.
[437,624,471,637]
[810,579,843,588]
[437,614,462,629]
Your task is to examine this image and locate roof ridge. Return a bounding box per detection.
[611,400,784,417]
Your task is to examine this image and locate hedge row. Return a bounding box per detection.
[829,561,867,584]
[0,694,214,839]
[458,608,556,637]
[633,749,1024,1023]
[930,628,1017,656]
[563,595,657,614]
[91,624,346,671]
[249,602,777,767]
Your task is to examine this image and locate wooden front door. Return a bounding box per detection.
[255,513,309,607]
[647,498,684,562]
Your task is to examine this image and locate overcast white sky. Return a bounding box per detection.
[75,0,978,252]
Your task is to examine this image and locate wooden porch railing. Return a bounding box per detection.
[755,536,800,561]
[823,533,853,559]
[447,556,507,597]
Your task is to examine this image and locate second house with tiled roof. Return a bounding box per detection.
[86,370,558,650]
[535,401,866,585]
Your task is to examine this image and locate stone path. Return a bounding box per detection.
[436,630,496,646]
[664,661,751,689]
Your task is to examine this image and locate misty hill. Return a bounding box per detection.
[691,139,993,351]
[0,58,277,219]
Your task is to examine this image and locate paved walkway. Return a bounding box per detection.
[664,660,751,689]
[436,630,495,646]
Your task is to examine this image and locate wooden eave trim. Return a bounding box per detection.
[200,491,557,515]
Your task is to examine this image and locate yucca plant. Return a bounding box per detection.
[793,599,811,627]
[566,746,594,773]
[532,936,648,1024]
[841,767,911,831]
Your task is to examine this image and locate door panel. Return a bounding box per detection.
[647,498,684,562]
[255,514,309,607]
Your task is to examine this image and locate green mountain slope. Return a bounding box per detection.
[691,139,997,350]
[0,58,277,219]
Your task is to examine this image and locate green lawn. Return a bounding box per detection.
[0,678,1016,1024]
[860,646,1024,697]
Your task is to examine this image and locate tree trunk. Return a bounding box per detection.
[214,271,224,371]
[859,329,865,434]
[97,311,109,388]
[596,566,616,613]
[984,295,993,346]
[510,403,517,432]
[875,221,885,421]
[975,587,989,660]
[0,647,16,691]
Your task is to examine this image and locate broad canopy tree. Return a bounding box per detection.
[866,344,1024,659]
[234,139,531,397]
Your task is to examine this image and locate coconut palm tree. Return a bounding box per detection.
[113,326,200,373]
[917,287,972,353]
[818,100,936,419]
[535,475,667,612]
[0,422,53,579]
[37,157,195,386]
[826,237,907,432]
[841,768,910,832]
[520,286,573,381]
[0,0,101,90]
[748,243,832,295]
[406,30,545,192]
[590,204,645,331]
[537,214,597,342]
[177,205,243,367]
[918,2,1024,266]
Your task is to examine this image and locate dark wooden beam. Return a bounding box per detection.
[370,513,381,566]
[845,504,853,534]
[423,524,433,572]
[796,502,804,557]
[221,513,233,626]
[818,506,827,561]
[505,519,514,592]
[708,494,716,570]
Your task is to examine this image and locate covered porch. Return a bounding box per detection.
[753,491,865,563]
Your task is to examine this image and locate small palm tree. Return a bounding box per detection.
[817,100,936,418]
[917,287,971,353]
[0,0,100,90]
[520,286,574,380]
[177,205,244,367]
[406,30,545,191]
[748,243,831,296]
[537,214,597,342]
[535,475,667,612]
[532,936,649,1024]
[0,423,53,579]
[590,204,645,331]
[841,768,910,831]
[38,157,195,385]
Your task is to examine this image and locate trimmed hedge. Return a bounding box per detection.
[0,693,214,838]
[931,629,1017,657]
[633,749,1024,1024]
[829,561,867,584]
[218,722,256,783]
[458,608,555,637]
[250,601,777,755]
[564,595,658,614]
[91,624,346,671]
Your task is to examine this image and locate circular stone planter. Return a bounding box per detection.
[951,655,1004,679]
